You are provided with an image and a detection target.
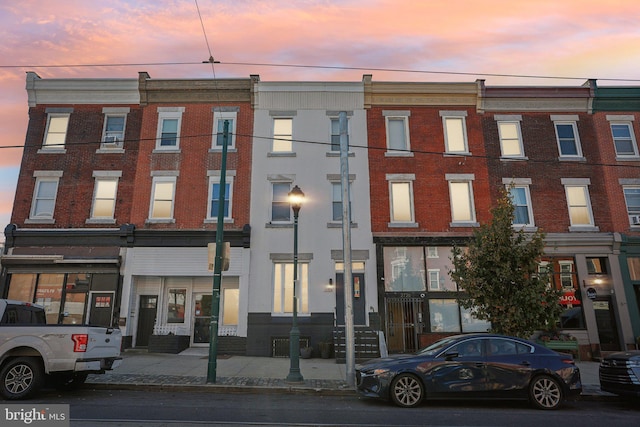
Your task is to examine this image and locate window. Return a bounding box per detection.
[271,182,291,222]
[384,111,411,154]
[627,257,640,280]
[330,117,349,151]
[447,174,476,225]
[623,187,640,226]
[497,120,524,157]
[331,182,352,221]
[35,273,65,324]
[149,176,176,220]
[167,289,186,323]
[552,116,582,158]
[213,110,237,150]
[608,119,638,158]
[208,176,233,220]
[460,307,491,332]
[429,299,460,332]
[90,173,120,220]
[273,262,309,314]
[43,114,70,149]
[387,176,415,225]
[155,108,184,150]
[441,112,469,154]
[383,247,426,292]
[428,269,441,291]
[563,180,595,228]
[272,118,293,152]
[29,172,62,220]
[427,247,438,258]
[506,182,534,226]
[102,115,126,147]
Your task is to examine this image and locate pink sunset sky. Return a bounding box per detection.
[1,0,639,243]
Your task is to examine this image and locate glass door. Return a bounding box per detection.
[193,293,212,345]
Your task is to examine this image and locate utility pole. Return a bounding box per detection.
[207,120,229,383]
[339,111,355,387]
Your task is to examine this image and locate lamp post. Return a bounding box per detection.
[286,185,305,383]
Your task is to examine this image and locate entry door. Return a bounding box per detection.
[385,297,423,353]
[88,292,114,327]
[593,297,621,351]
[335,273,366,326]
[193,293,212,344]
[136,295,158,347]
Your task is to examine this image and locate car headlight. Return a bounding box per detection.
[373,368,390,376]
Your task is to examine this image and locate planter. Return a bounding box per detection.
[300,347,313,359]
[318,342,333,359]
[148,334,190,354]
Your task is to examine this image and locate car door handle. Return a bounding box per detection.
[475,363,485,367]
[519,361,531,366]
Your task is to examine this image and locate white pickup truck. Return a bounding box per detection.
[0,299,122,399]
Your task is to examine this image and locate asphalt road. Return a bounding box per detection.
[17,388,640,427]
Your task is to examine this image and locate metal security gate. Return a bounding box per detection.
[385,297,423,353]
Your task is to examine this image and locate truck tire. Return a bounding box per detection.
[0,357,44,400]
[52,372,89,391]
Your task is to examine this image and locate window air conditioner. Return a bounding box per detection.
[103,135,121,146]
[630,215,640,225]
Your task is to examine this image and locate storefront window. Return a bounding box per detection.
[628,257,640,280]
[35,273,65,324]
[383,247,426,292]
[429,299,460,332]
[548,258,585,329]
[7,274,37,302]
[167,288,186,323]
[460,306,491,332]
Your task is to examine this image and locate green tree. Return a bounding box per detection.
[449,189,562,338]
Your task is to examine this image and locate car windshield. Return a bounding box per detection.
[415,336,461,356]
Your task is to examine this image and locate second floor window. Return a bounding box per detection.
[610,122,638,157]
[509,186,534,226]
[497,121,524,157]
[330,117,349,151]
[389,181,414,223]
[448,179,476,224]
[209,180,232,219]
[271,182,291,222]
[149,178,176,219]
[91,178,118,220]
[565,184,594,226]
[30,178,59,219]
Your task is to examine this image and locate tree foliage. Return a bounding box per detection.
[449,189,562,338]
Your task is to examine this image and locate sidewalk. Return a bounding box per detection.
[86,348,615,399]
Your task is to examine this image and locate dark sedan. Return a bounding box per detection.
[356,333,582,410]
[599,350,640,397]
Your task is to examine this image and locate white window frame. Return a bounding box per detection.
[101,107,129,149]
[148,174,177,222]
[427,247,438,258]
[446,174,477,226]
[89,171,121,223]
[552,115,583,159]
[503,178,535,227]
[441,111,469,154]
[270,181,292,223]
[206,171,235,221]
[386,174,417,227]
[212,109,237,150]
[562,178,597,231]
[383,111,411,156]
[42,113,70,151]
[28,171,63,222]
[329,115,350,152]
[155,107,185,151]
[272,261,309,315]
[328,175,354,224]
[428,269,441,291]
[607,116,638,159]
[495,115,525,158]
[272,117,293,153]
[621,184,640,227]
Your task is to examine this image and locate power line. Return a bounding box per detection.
[4,129,640,171]
[1,59,639,83]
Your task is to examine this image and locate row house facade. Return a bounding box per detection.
[2,72,639,359]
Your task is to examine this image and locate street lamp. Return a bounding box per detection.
[286,185,305,383]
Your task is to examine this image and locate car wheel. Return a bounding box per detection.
[529,375,563,410]
[0,357,44,400]
[52,372,89,391]
[390,373,424,408]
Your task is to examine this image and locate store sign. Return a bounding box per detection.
[586,287,597,300]
[560,290,581,306]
